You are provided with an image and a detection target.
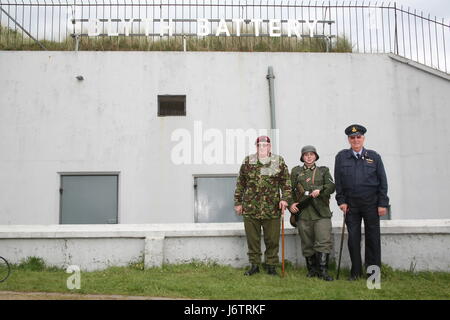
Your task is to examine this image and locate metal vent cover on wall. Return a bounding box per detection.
[158,95,186,116]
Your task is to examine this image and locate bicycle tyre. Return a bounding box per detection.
[0,256,11,282]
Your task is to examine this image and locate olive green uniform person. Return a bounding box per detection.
[234,136,292,276]
[289,146,335,281]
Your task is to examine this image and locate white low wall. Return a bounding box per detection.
[0,219,449,272]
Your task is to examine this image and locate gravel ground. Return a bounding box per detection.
[0,290,183,300]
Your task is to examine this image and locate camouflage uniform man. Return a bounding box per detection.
[289,146,335,281]
[234,136,292,276]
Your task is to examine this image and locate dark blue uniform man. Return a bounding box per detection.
[334,124,389,281]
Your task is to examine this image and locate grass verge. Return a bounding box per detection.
[0,257,449,300]
[0,25,353,52]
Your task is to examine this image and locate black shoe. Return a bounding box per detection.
[305,255,318,278]
[244,264,260,276]
[267,265,278,276]
[348,274,361,281]
[348,268,363,281]
[316,252,334,281]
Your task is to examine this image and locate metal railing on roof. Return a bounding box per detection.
[0,1,448,73]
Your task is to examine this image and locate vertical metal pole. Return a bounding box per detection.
[387,3,392,53]
[349,2,353,51]
[266,66,277,161]
[175,0,177,49]
[428,14,433,68]
[21,0,26,46]
[14,0,18,48]
[70,5,79,51]
[37,0,40,43]
[74,34,80,50]
[181,0,185,48]
[408,7,412,59]
[138,0,141,49]
[335,1,339,51]
[341,2,345,48]
[0,3,3,45]
[394,2,398,54]
[30,3,33,47]
[434,16,439,70]
[51,1,56,42]
[421,11,425,65]
[361,2,366,53]
[374,2,380,53]
[266,66,276,131]
[401,6,405,57]
[442,18,448,73]
[381,2,386,53]
[44,0,47,43]
[368,1,372,53]
[66,0,69,46]
[58,0,62,43]
[414,9,418,62]
[355,2,359,52]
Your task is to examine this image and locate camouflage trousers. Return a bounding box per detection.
[297,218,332,257]
[243,216,281,266]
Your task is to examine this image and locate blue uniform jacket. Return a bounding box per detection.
[334,148,389,208]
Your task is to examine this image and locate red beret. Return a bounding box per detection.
[255,136,271,144]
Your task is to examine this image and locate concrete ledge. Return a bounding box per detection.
[1,219,448,237]
[0,220,449,272]
[388,53,450,80]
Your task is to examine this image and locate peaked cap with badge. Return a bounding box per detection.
[345,124,367,137]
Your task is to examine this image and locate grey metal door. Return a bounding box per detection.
[60,175,118,224]
[194,176,242,223]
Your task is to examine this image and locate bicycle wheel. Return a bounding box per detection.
[0,256,11,282]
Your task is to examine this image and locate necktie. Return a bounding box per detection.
[357,153,361,160]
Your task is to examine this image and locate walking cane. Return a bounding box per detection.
[281,208,285,278]
[336,212,346,280]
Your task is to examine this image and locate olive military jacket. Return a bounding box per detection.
[234,153,292,219]
[290,165,336,220]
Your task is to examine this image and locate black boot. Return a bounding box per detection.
[266,265,278,276]
[244,264,260,276]
[316,252,334,281]
[348,273,361,281]
[305,255,318,278]
[348,268,363,281]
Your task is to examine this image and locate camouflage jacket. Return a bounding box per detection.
[234,153,292,219]
[290,165,336,220]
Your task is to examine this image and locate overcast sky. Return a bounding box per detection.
[361,0,450,21]
[12,1,450,22]
[23,0,450,19]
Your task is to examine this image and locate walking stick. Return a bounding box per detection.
[281,208,285,278]
[336,212,346,280]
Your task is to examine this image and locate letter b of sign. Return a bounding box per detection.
[366,265,381,290]
[66,265,81,290]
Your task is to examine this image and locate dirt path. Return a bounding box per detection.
[0,290,184,300]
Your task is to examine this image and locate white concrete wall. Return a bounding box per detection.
[0,220,449,272]
[0,51,450,224]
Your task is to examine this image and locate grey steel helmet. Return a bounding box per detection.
[300,145,319,162]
